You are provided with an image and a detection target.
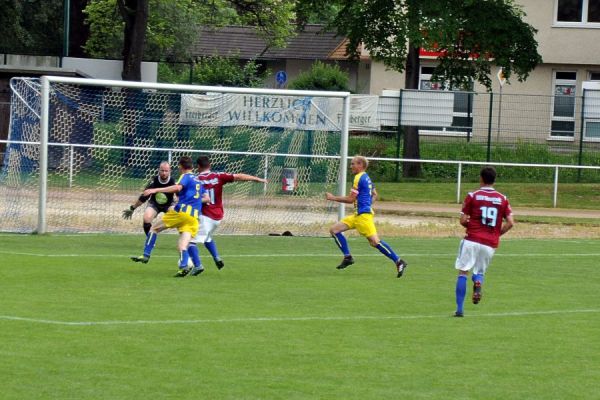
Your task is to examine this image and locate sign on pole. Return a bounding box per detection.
[497,67,507,87]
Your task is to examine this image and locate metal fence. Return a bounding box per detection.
[351,90,600,182]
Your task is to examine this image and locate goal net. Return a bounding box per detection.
[0,77,350,235]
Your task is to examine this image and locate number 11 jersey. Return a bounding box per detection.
[461,187,512,248]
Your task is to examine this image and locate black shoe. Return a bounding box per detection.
[454,311,464,317]
[190,266,205,276]
[396,259,407,278]
[472,281,482,304]
[131,255,149,264]
[215,259,224,270]
[336,256,355,269]
[174,268,190,278]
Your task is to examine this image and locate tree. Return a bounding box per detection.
[0,0,63,55]
[117,0,149,81]
[84,0,297,81]
[308,0,542,177]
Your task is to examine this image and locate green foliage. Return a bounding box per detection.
[84,0,209,60]
[193,56,267,87]
[323,0,541,91]
[158,56,268,87]
[84,0,298,61]
[348,134,600,183]
[288,61,350,91]
[0,0,63,54]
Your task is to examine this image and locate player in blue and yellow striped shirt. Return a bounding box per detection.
[131,156,209,277]
[326,156,408,278]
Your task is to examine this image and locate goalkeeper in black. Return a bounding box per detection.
[122,161,176,235]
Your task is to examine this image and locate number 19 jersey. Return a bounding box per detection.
[461,187,512,248]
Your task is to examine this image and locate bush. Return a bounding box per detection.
[288,61,350,91]
[158,56,268,88]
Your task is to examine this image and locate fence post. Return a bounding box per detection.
[553,166,559,208]
[68,145,74,188]
[168,150,172,164]
[394,89,404,181]
[486,92,494,162]
[577,90,586,182]
[456,162,462,204]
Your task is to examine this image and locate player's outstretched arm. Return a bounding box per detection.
[233,173,267,184]
[143,184,182,197]
[326,192,356,204]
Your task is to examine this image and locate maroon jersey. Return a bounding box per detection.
[462,187,512,248]
[197,171,235,220]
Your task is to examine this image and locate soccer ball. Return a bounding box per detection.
[155,192,168,205]
[187,258,195,268]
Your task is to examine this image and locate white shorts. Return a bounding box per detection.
[455,239,495,275]
[192,215,221,243]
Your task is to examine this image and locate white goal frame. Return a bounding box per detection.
[37,76,351,234]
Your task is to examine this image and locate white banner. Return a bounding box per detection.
[179,93,380,131]
[400,90,454,127]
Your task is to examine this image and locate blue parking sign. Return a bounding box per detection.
[276,70,287,85]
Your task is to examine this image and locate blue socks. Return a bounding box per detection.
[204,240,221,261]
[332,232,351,256]
[376,240,400,263]
[188,243,201,268]
[143,232,157,257]
[472,274,484,285]
[178,249,189,269]
[456,275,468,314]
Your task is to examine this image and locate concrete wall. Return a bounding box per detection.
[1,54,60,68]
[368,62,406,95]
[520,0,600,65]
[62,57,158,82]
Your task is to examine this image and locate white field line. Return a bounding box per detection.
[1,250,600,258]
[0,309,598,326]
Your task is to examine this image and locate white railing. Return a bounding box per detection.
[3,138,599,210]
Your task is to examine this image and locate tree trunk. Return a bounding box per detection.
[402,43,422,178]
[118,0,148,81]
[69,0,91,57]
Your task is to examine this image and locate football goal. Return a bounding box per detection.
[0,76,351,235]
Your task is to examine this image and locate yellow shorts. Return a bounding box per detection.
[341,213,377,237]
[162,210,199,236]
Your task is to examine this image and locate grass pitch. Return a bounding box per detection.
[1,234,599,399]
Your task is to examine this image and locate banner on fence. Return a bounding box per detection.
[400,90,454,127]
[179,93,379,131]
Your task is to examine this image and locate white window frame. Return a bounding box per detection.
[554,0,600,27]
[583,119,600,141]
[589,71,600,80]
[418,66,472,137]
[549,70,577,140]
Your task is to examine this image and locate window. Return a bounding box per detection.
[418,66,474,136]
[556,0,600,24]
[589,71,600,80]
[551,71,577,137]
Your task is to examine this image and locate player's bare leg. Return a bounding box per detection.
[330,222,354,269]
[367,234,407,278]
[142,207,158,236]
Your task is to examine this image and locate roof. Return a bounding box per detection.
[192,24,353,61]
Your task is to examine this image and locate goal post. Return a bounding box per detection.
[2,76,350,235]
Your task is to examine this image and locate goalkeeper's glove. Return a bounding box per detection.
[122,205,135,220]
